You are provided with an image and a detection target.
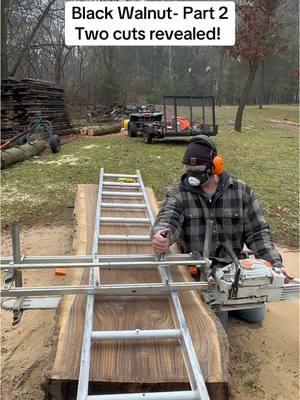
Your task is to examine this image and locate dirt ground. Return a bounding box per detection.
[0,224,299,400]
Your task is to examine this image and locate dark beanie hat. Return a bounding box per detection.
[182,142,213,166]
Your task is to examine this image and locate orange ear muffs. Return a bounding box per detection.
[212,155,224,175]
[189,135,225,174]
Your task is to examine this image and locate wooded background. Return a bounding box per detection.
[1,1,299,128]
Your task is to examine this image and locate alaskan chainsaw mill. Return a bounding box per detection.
[1,170,299,319]
[1,169,299,400]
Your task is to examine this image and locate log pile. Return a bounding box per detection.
[1,78,72,141]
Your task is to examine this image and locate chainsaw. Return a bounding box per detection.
[156,229,299,311]
[200,257,299,311]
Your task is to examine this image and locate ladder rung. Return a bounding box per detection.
[103,173,138,178]
[102,191,143,197]
[103,182,141,187]
[87,391,197,400]
[101,203,147,209]
[100,217,150,224]
[99,235,150,241]
[91,329,182,341]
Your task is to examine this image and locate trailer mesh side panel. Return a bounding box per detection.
[163,96,217,137]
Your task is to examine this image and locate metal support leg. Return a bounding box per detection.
[12,222,22,287]
[201,219,213,281]
[11,222,24,325]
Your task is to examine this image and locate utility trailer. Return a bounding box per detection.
[127,96,218,144]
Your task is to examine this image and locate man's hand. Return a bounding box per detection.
[152,229,170,254]
[274,265,295,283]
[281,267,295,283]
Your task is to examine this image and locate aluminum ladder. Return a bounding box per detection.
[76,168,210,400]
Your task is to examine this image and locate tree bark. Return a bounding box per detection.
[168,46,172,91]
[1,141,46,169]
[1,0,8,78]
[234,62,258,132]
[88,123,122,136]
[217,53,225,107]
[258,62,265,109]
[9,0,56,77]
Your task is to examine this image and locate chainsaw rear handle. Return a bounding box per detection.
[155,229,171,261]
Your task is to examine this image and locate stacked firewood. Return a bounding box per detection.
[1,78,72,141]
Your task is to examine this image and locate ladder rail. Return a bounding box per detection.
[77,292,94,399]
[77,168,105,400]
[87,392,198,400]
[92,168,104,286]
[137,169,210,400]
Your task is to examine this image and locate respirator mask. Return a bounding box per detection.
[186,166,212,187]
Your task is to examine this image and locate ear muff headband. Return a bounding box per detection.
[189,135,224,175]
[189,135,217,156]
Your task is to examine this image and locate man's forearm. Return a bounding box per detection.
[151,194,184,245]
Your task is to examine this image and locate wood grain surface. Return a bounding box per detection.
[49,183,229,398]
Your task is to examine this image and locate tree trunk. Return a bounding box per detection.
[258,62,265,109]
[88,123,122,136]
[234,62,258,132]
[217,53,225,107]
[1,0,8,78]
[168,46,172,91]
[9,0,56,77]
[54,49,63,85]
[136,48,139,78]
[1,141,46,169]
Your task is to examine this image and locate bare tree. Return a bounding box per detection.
[227,0,287,132]
[1,0,9,77]
[9,0,56,76]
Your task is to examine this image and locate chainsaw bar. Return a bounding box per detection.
[1,296,61,310]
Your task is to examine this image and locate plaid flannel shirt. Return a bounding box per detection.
[151,172,282,267]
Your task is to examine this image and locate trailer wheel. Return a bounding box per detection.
[49,134,61,153]
[143,125,153,144]
[128,122,137,137]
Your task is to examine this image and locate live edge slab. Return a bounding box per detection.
[48,184,230,399]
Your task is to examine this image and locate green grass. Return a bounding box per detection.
[1,105,299,246]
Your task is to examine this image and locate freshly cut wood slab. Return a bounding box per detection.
[49,184,229,399]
